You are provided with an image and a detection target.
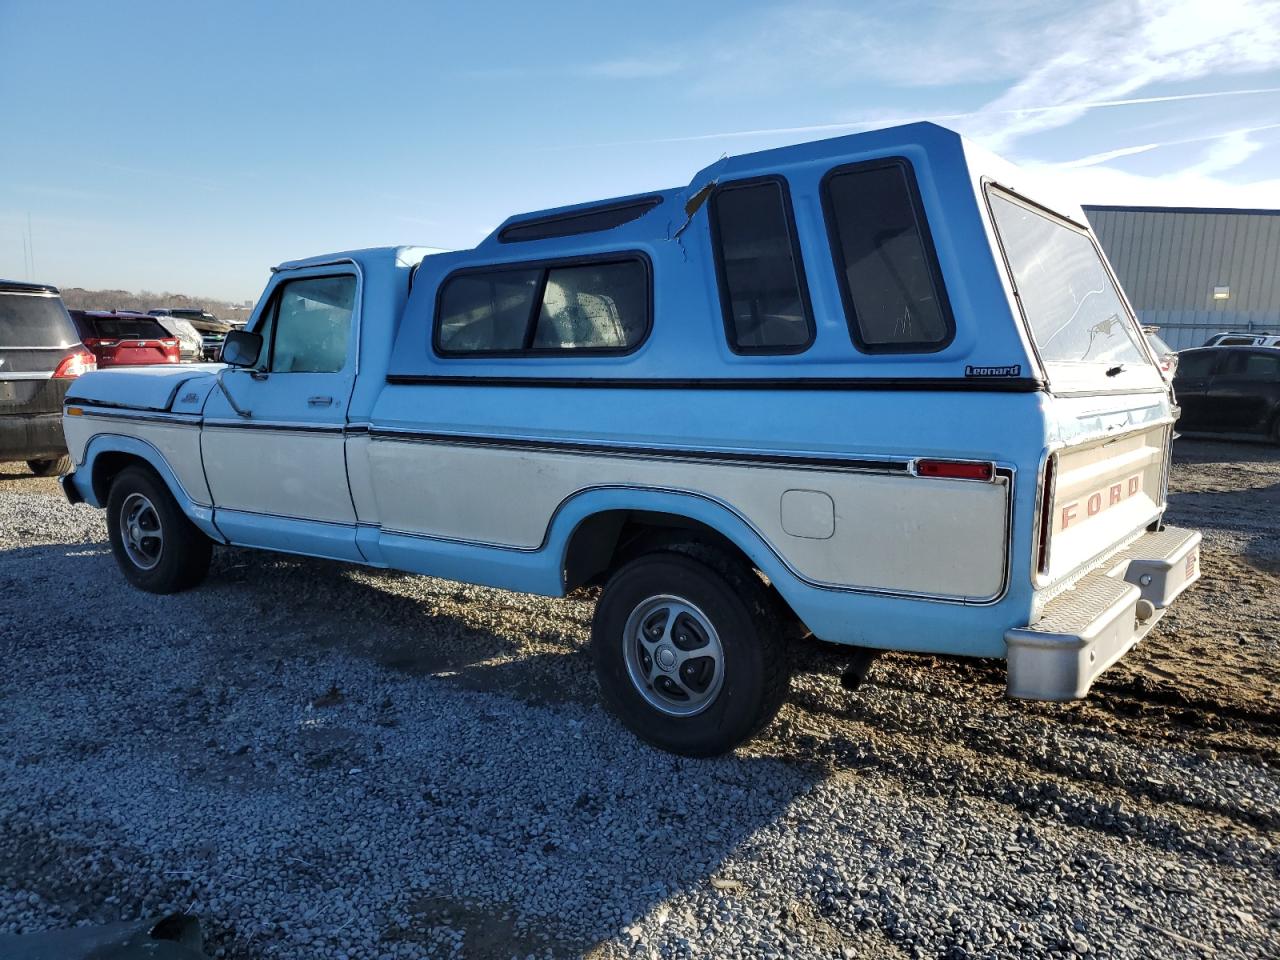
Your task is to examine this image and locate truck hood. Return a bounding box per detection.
[65,364,221,414]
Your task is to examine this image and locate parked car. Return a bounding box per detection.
[1,280,95,476]
[154,315,204,362]
[69,311,181,367]
[1203,332,1280,348]
[1143,326,1178,380]
[1173,346,1280,442]
[61,122,1200,756]
[148,308,230,360]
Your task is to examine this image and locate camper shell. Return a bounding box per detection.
[62,122,1199,755]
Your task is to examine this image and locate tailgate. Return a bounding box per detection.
[1042,424,1169,584]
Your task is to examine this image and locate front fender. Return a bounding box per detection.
[72,433,225,542]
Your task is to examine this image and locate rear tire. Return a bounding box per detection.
[27,456,71,477]
[592,547,790,756]
[106,465,211,593]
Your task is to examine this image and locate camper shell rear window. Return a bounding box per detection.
[987,188,1149,372]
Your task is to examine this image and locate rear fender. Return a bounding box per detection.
[549,486,798,596]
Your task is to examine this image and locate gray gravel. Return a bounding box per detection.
[0,443,1277,959]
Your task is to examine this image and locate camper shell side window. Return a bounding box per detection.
[708,175,815,355]
[821,157,955,355]
[433,253,652,357]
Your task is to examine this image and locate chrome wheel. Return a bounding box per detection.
[623,595,725,717]
[119,492,163,571]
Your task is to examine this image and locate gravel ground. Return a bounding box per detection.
[0,438,1276,959]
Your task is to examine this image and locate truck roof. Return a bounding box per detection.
[274,246,449,275]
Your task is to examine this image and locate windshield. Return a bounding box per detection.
[989,192,1150,374]
[0,292,77,347]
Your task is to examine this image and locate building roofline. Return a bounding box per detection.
[1084,203,1280,217]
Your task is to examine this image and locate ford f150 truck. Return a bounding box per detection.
[61,122,1200,756]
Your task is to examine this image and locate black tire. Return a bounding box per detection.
[27,455,71,477]
[592,547,790,757]
[106,465,212,593]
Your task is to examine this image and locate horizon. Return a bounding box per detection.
[2,0,1278,301]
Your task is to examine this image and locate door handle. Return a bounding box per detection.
[308,395,334,407]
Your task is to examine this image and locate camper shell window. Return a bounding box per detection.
[987,189,1149,372]
[709,176,814,354]
[434,254,651,356]
[822,158,954,354]
[498,197,663,243]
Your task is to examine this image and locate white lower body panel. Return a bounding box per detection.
[362,437,1011,601]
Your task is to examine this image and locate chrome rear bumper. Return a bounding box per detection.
[1006,525,1200,700]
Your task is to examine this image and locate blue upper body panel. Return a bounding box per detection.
[381,122,1038,388]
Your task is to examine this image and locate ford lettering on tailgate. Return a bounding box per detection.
[1060,473,1142,530]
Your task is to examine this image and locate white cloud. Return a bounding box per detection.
[964,0,1280,150]
[690,1,1063,95]
[574,88,1280,149]
[1032,129,1280,207]
[1039,162,1280,208]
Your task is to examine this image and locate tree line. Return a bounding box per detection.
[59,287,253,322]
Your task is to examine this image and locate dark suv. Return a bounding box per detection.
[0,280,96,475]
[1174,346,1280,442]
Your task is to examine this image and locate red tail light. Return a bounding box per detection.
[914,459,994,481]
[53,348,97,379]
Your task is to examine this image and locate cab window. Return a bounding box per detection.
[258,276,356,373]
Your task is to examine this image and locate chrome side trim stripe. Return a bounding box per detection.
[367,428,912,474]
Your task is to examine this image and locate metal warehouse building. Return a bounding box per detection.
[1084,205,1280,351]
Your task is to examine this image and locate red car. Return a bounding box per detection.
[68,310,180,367]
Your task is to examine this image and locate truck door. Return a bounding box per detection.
[1206,350,1280,434]
[201,271,362,560]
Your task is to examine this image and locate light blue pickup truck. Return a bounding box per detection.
[61,122,1200,755]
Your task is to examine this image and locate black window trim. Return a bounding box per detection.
[432,251,654,359]
[820,156,956,355]
[252,271,358,374]
[707,174,815,356]
[497,196,664,244]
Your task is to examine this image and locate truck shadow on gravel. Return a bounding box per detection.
[2,540,837,959]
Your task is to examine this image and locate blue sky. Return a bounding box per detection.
[1,0,1278,301]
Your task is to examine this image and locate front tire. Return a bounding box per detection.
[106,465,211,593]
[592,548,790,756]
[27,455,71,477]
